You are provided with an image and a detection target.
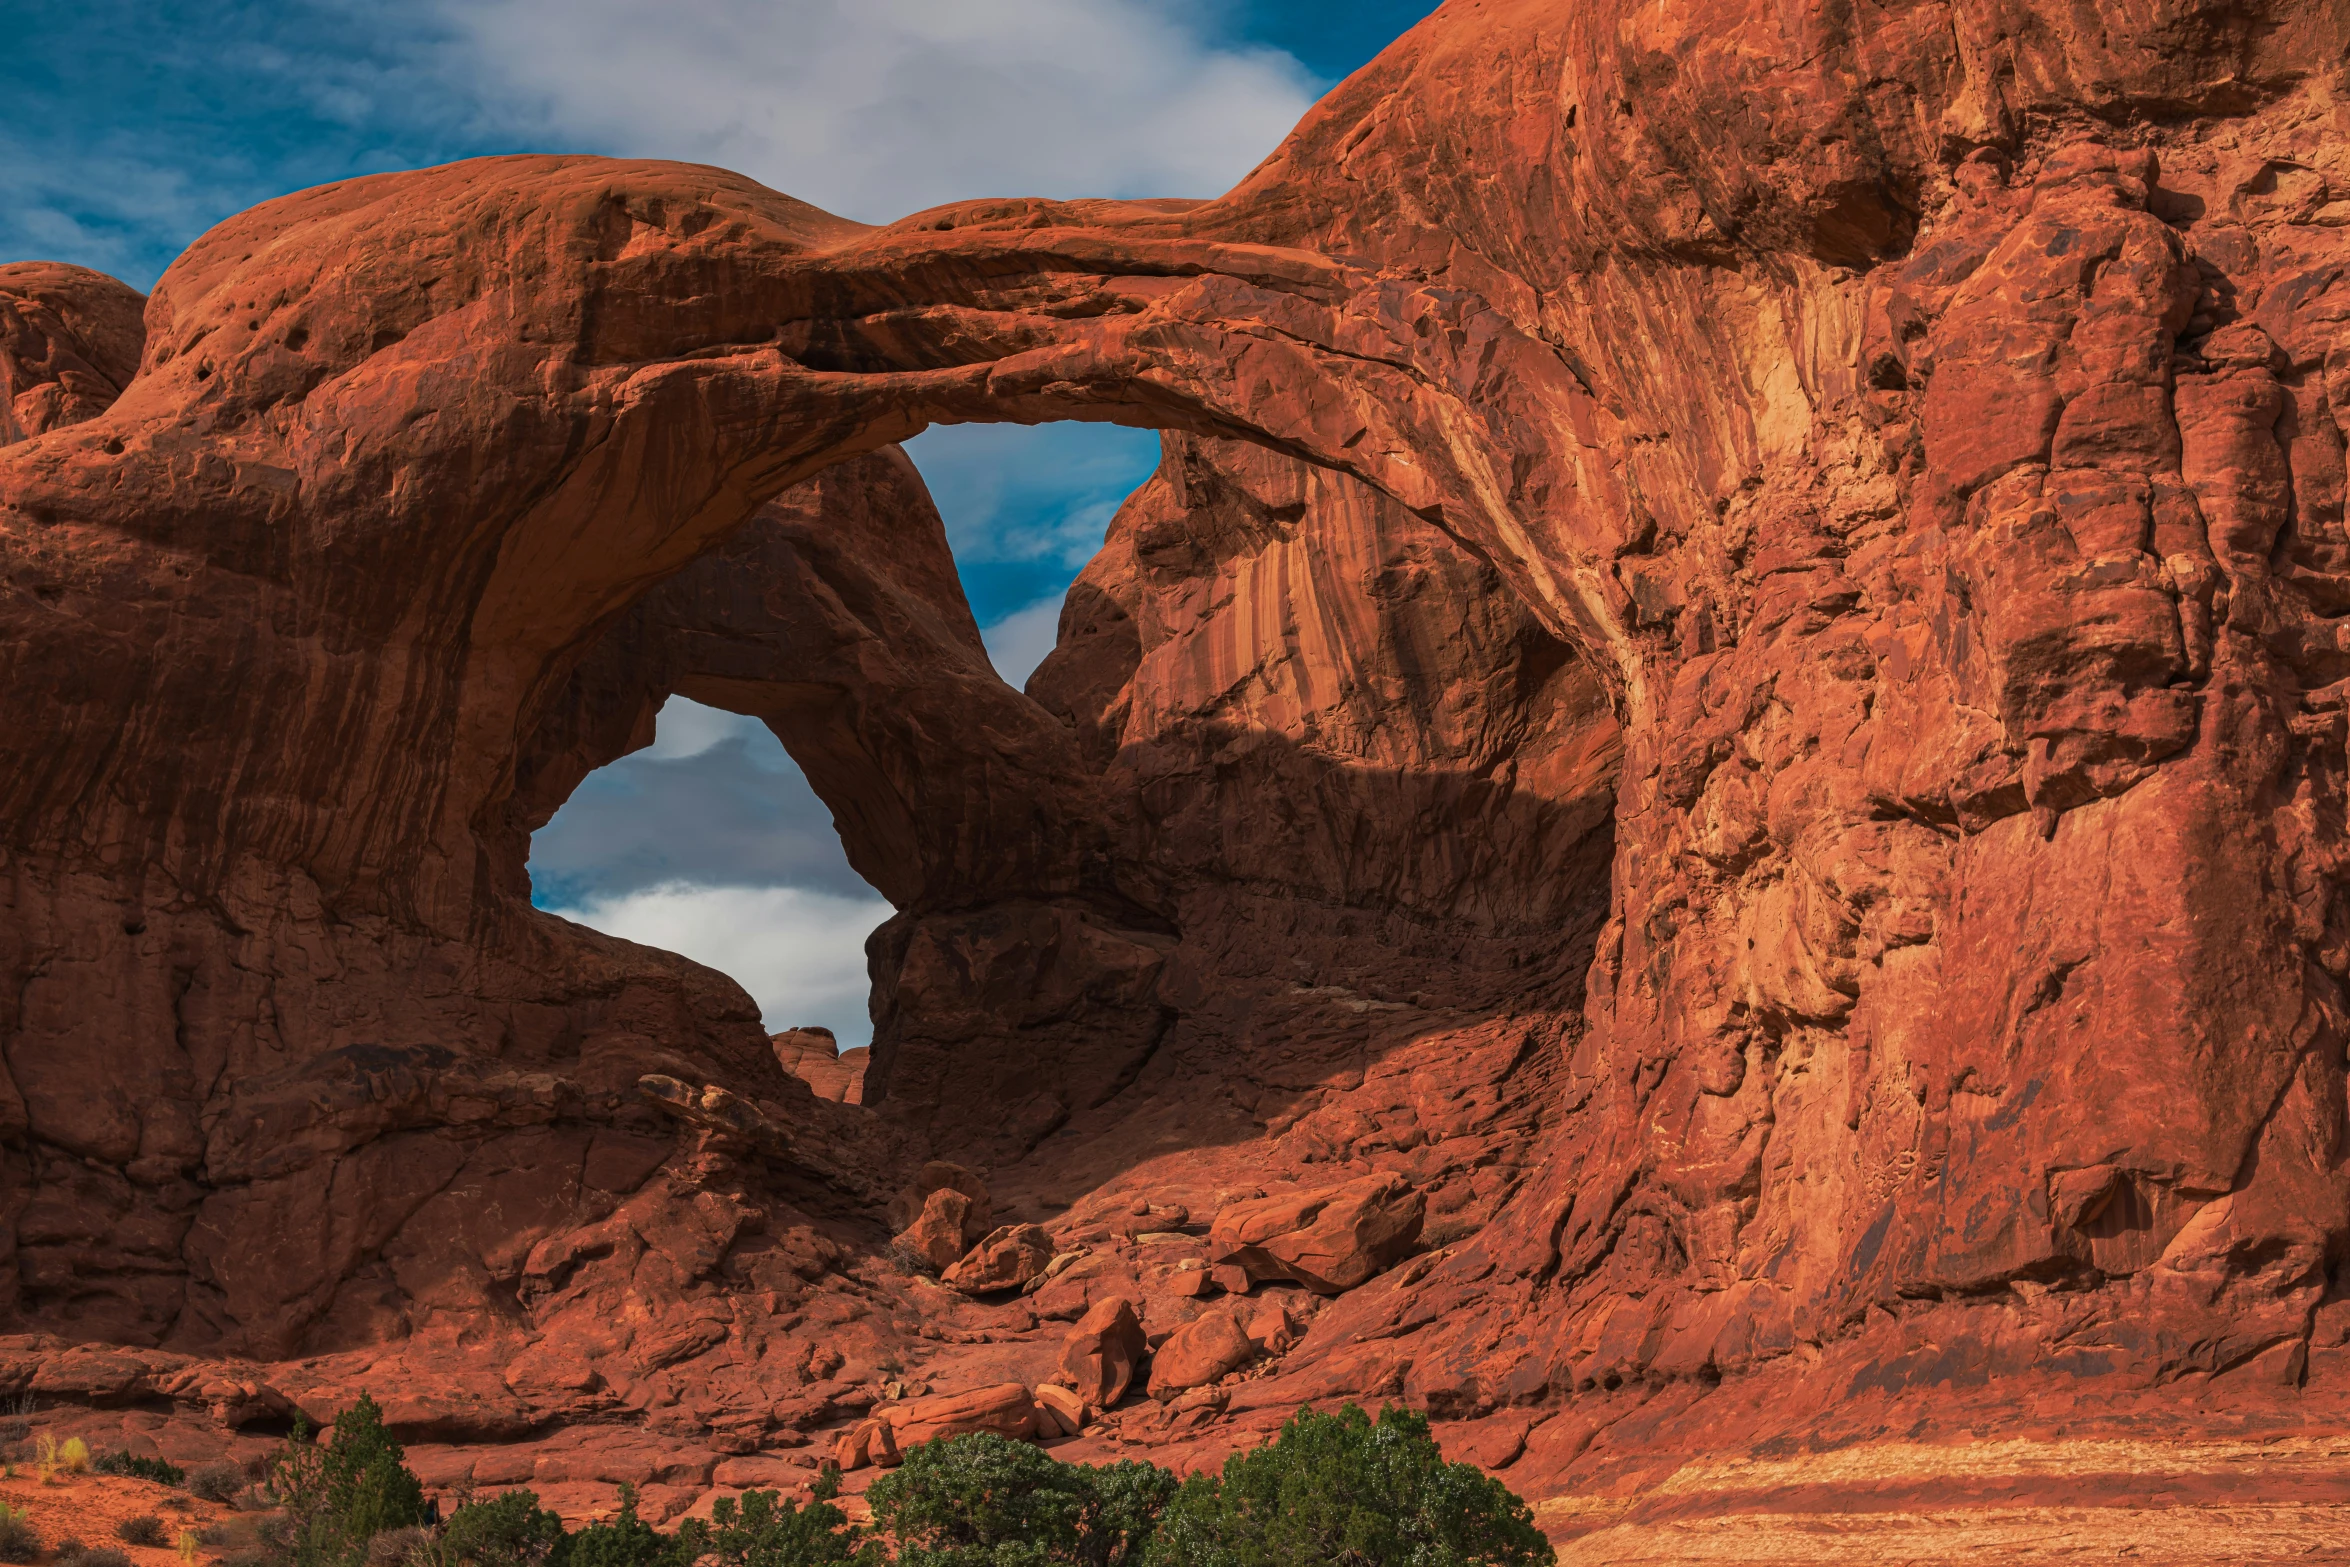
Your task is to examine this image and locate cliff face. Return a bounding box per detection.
[6,0,2350,1553]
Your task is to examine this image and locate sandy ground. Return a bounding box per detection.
[0,1469,241,1565]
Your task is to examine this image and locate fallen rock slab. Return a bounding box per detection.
[833,1418,899,1473]
[1033,1383,1087,1436]
[1209,1174,1424,1294]
[885,1383,1038,1450]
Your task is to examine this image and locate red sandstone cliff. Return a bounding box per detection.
[7,0,2350,1556]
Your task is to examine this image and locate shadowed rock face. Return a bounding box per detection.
[7,0,2350,1552]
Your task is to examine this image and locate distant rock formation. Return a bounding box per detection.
[771,1028,867,1105]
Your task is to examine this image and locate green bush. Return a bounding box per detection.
[437,1490,573,1567]
[705,1475,879,1567]
[322,1394,427,1543]
[866,1432,1176,1567]
[93,1450,187,1487]
[269,1394,428,1567]
[566,1485,703,1567]
[1142,1405,1554,1567]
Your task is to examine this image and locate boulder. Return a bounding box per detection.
[1030,1274,1094,1321]
[1242,1298,1301,1356]
[1111,1201,1192,1239]
[896,1187,980,1272]
[636,1075,787,1152]
[944,1224,1055,1295]
[1058,1296,1148,1407]
[887,1162,993,1237]
[1209,1174,1425,1294]
[884,1383,1037,1450]
[1162,1385,1230,1430]
[1169,1267,1213,1299]
[1032,1382,1087,1435]
[712,1456,805,1488]
[1147,1310,1257,1399]
[833,1418,899,1472]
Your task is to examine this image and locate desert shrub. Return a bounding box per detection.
[1141,1404,1554,1567]
[435,1489,571,1567]
[704,1474,878,1567]
[566,1486,702,1567]
[366,1527,431,1566]
[866,1432,1176,1567]
[0,1502,40,1564]
[118,1516,171,1548]
[38,1433,92,1479]
[61,1548,133,1567]
[189,1461,245,1504]
[190,1515,285,1567]
[95,1451,188,1487]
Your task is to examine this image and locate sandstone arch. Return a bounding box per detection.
[6,0,2350,1545]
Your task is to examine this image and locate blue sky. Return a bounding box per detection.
[3,1,1437,292]
[6,0,1437,1043]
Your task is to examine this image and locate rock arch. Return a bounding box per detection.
[5,0,2350,1539]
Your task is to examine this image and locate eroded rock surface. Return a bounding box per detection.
[6,0,2350,1555]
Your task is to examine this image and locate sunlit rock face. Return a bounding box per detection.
[7,0,2350,1552]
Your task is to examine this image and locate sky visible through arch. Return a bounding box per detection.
[7,0,1439,1045]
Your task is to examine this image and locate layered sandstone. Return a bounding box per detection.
[5,0,2350,1557]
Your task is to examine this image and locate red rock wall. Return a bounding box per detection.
[5,0,2350,1547]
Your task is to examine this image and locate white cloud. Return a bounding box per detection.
[530,699,877,902]
[434,0,1318,222]
[993,495,1122,569]
[550,881,893,1044]
[982,597,1065,689]
[640,695,767,762]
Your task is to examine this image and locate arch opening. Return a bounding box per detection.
[527,694,893,1047]
[516,421,1167,1099]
